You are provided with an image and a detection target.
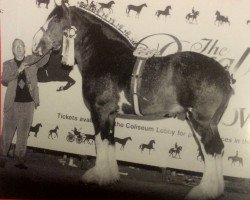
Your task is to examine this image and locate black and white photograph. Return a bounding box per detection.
[0,0,250,199]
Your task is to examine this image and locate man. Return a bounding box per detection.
[0,39,50,169]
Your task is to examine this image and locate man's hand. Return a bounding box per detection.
[18,62,29,73]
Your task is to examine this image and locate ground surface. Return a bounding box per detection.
[0,148,250,200]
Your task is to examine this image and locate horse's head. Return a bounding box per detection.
[110,1,115,5]
[128,137,132,141]
[150,140,155,144]
[166,5,171,10]
[32,1,71,55]
[143,3,147,8]
[38,123,42,127]
[215,10,220,16]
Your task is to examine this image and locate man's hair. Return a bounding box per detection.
[12,38,25,52]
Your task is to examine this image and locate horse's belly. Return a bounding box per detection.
[139,82,184,117]
[117,87,184,118]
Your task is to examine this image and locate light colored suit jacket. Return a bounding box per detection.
[2,54,50,112]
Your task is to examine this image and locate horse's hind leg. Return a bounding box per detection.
[186,93,231,200]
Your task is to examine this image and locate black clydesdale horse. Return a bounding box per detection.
[32,2,233,199]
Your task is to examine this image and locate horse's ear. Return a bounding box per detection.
[61,0,70,17]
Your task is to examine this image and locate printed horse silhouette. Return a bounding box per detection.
[36,0,50,9]
[83,134,95,144]
[37,52,75,91]
[78,1,88,8]
[139,140,155,154]
[114,137,132,150]
[126,4,147,18]
[228,151,243,166]
[215,11,230,26]
[169,144,182,159]
[98,1,115,14]
[48,126,59,139]
[186,10,199,24]
[228,156,243,166]
[88,1,97,12]
[247,20,250,25]
[32,3,234,199]
[29,123,42,137]
[155,5,172,21]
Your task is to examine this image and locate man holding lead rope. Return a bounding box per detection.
[0,38,50,169]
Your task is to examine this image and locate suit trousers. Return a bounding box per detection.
[1,102,34,163]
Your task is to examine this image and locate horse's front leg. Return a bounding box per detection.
[82,102,119,185]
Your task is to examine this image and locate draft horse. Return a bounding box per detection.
[32,3,233,199]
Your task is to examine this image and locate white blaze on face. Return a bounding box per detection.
[32,17,53,54]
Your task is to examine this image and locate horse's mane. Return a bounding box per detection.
[47,6,64,20]
[72,6,135,49]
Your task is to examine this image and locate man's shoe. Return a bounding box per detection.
[14,163,28,170]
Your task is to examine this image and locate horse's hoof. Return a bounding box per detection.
[185,184,223,200]
[81,166,120,186]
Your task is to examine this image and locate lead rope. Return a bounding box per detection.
[25,48,53,67]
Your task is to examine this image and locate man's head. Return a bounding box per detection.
[12,39,25,61]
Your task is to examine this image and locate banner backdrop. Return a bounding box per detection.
[1,0,250,178]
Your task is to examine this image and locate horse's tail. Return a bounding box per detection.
[247,20,250,24]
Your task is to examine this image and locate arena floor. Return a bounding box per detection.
[0,148,249,200]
